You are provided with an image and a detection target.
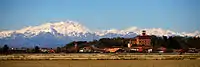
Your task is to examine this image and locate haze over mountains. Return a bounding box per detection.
[0,21,199,48]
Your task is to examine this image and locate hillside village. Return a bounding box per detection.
[1,30,200,54]
[63,30,200,53]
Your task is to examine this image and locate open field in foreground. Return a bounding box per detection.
[1,53,200,60]
[0,60,200,67]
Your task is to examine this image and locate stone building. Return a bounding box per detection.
[129,30,151,47]
[128,30,152,52]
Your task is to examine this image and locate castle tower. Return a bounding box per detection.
[142,30,146,36]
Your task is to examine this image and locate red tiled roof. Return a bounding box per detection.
[136,35,151,39]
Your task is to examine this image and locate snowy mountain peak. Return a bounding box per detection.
[0,21,90,38]
[43,21,90,34]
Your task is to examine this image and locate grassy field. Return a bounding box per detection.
[1,53,200,60]
[0,60,200,67]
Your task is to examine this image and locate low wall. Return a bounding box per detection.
[0,53,200,60]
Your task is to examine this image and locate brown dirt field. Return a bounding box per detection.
[0,60,200,67]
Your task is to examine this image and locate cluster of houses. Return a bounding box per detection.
[5,47,56,53]
[75,30,168,53]
[75,30,200,53]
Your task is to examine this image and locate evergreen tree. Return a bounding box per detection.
[3,44,9,53]
[56,47,61,53]
[34,46,40,53]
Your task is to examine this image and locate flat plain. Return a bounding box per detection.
[0,60,200,67]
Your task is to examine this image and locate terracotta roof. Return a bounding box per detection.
[136,35,151,39]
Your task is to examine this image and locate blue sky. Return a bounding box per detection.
[0,0,199,32]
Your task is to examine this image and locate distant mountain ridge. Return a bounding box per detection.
[0,21,199,47]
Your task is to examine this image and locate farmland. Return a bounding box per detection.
[1,60,200,67]
[1,53,200,60]
[1,53,200,67]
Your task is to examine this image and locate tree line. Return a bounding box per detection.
[0,45,41,54]
[63,36,200,51]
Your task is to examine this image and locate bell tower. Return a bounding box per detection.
[142,30,146,36]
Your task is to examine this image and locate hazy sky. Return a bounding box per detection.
[0,0,199,32]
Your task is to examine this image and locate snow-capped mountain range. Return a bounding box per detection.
[0,21,199,47]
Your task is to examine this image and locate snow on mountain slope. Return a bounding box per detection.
[0,20,199,47]
[95,29,137,38]
[18,21,89,36]
[0,21,92,47]
[123,27,200,37]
